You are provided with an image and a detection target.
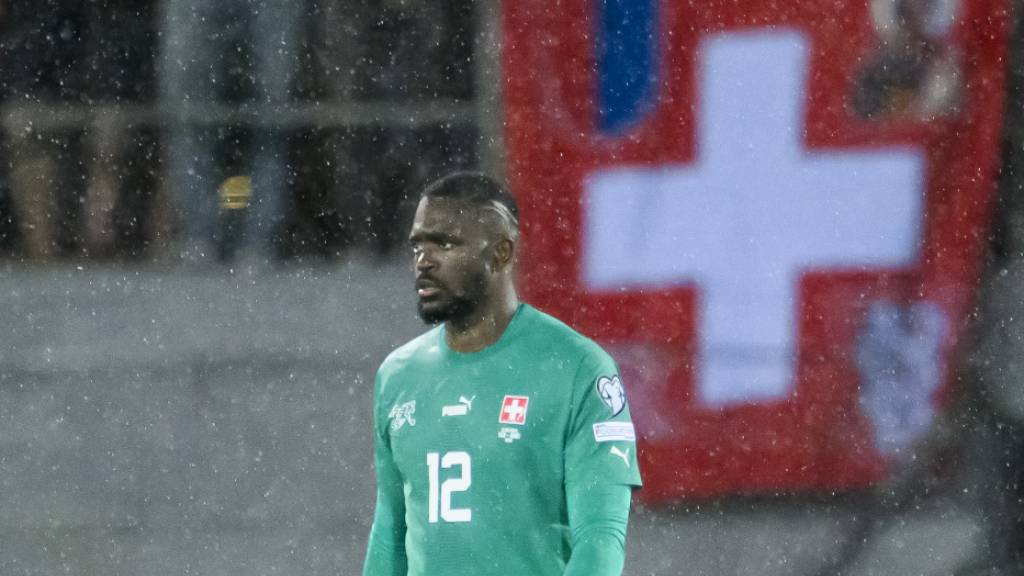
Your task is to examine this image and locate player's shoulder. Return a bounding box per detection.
[520,304,613,364]
[377,325,444,380]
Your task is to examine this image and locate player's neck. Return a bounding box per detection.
[445,288,519,353]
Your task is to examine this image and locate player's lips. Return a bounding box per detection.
[415,278,444,298]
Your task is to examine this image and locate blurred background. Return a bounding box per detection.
[0,1,1022,575]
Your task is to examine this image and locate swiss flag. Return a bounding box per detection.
[499,395,529,425]
[504,0,1010,502]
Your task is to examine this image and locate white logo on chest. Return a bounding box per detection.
[442,395,476,417]
[388,400,417,432]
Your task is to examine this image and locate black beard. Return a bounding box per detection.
[417,267,488,326]
[417,294,476,325]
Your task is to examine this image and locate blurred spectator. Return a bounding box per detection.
[88,0,160,260]
[160,0,302,264]
[0,0,160,260]
[853,0,962,120]
[299,0,367,102]
[281,129,352,260]
[213,126,254,262]
[285,0,478,259]
[352,126,478,255]
[0,155,14,257]
[0,0,91,259]
[107,125,161,259]
[307,0,473,102]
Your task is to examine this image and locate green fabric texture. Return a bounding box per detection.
[564,483,632,576]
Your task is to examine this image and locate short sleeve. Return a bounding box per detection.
[564,348,643,490]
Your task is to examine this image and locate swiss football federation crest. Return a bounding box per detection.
[595,376,627,417]
[388,400,416,432]
[498,427,522,443]
[499,395,529,425]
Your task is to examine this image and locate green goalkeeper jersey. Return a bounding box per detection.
[363,304,642,576]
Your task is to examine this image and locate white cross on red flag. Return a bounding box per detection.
[504,0,1011,502]
[499,395,529,426]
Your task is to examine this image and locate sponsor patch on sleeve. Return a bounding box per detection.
[592,421,636,443]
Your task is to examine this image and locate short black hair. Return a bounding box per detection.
[421,171,520,225]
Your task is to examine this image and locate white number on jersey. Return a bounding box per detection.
[426,451,472,523]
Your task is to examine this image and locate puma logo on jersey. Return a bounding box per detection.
[388,400,417,432]
[609,446,631,467]
[442,395,476,417]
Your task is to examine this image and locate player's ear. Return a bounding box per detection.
[492,236,515,272]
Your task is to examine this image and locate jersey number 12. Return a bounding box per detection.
[426,451,472,523]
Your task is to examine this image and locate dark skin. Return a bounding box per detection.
[408,196,519,353]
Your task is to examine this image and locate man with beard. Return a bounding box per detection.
[362,172,642,576]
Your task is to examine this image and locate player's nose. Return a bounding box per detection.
[415,249,437,271]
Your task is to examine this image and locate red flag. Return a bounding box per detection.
[504,0,1011,502]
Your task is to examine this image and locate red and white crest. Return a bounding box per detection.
[499,395,529,425]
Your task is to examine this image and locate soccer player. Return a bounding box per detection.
[362,172,642,576]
